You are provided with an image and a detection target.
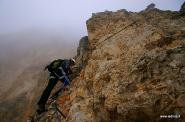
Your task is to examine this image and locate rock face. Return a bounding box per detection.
[145,3,155,11]
[76,36,89,71]
[62,3,185,122]
[180,2,185,14]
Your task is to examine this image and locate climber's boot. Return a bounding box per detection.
[36,104,46,115]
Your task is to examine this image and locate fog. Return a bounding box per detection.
[0,0,184,94]
[0,0,183,35]
[0,30,77,93]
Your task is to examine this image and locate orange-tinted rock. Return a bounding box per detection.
[66,3,185,122]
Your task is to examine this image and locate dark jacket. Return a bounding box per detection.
[46,59,72,78]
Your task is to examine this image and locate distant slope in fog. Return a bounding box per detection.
[0,29,78,94]
[0,29,78,121]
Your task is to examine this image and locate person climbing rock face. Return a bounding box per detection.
[36,58,75,114]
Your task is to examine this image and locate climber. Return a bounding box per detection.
[36,58,75,114]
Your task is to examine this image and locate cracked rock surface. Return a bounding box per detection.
[63,3,185,122]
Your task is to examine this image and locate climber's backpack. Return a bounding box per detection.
[46,59,64,72]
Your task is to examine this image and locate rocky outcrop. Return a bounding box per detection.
[180,2,185,13]
[62,2,185,122]
[76,36,89,71]
[145,3,155,11]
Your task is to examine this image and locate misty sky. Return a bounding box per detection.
[0,0,184,39]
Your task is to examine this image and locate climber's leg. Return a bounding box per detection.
[37,76,58,114]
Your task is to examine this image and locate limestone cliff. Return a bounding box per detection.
[61,3,185,122]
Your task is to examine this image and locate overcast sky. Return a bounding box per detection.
[0,0,184,38]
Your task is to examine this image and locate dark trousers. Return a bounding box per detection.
[37,77,58,107]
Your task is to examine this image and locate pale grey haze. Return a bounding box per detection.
[0,0,184,35]
[0,0,184,95]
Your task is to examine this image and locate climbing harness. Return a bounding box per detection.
[51,67,71,99]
